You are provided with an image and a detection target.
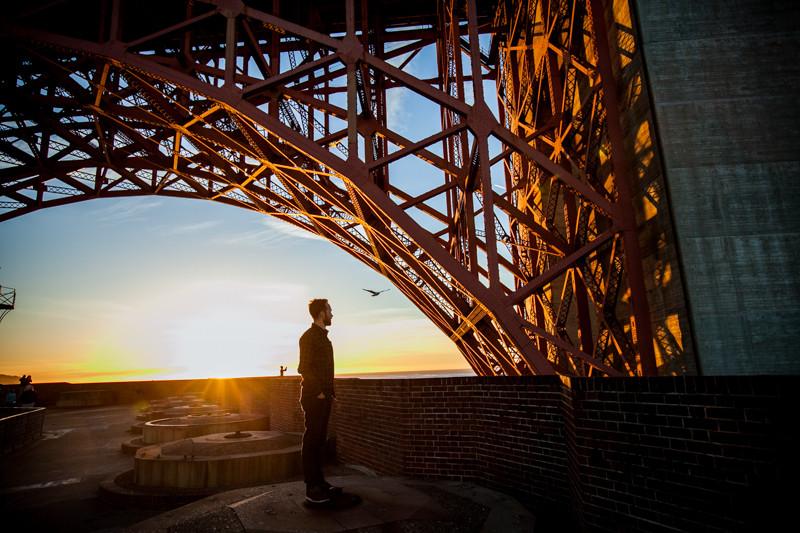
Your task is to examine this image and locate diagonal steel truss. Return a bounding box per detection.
[0,0,661,376]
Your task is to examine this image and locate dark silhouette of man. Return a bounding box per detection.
[298,298,342,503]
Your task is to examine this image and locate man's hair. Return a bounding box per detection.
[308,298,328,320]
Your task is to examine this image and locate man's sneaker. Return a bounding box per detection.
[322,481,343,497]
[305,484,331,504]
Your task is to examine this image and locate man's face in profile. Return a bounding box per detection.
[323,303,333,326]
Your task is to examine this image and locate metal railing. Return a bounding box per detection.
[0,407,46,454]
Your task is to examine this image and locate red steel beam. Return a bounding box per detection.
[0,0,661,377]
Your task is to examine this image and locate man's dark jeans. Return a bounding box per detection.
[300,395,332,487]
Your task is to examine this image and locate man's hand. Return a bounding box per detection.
[317,392,326,399]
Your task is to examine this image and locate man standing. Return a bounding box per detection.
[298,298,342,504]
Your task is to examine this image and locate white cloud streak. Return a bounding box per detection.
[212,215,326,247]
[88,199,163,224]
[165,220,221,235]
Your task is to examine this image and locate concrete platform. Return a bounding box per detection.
[0,404,537,532]
[0,405,164,531]
[127,475,534,532]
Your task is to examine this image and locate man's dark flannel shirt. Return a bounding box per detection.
[298,324,335,398]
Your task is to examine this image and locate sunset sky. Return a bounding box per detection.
[0,195,469,383]
[0,38,504,384]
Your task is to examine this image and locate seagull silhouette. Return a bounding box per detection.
[363,288,390,297]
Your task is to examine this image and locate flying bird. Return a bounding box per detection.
[363,288,390,297]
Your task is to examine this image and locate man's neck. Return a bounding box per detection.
[313,320,327,330]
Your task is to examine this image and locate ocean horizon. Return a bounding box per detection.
[336,368,476,379]
[1,368,478,385]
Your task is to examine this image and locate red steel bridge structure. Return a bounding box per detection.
[0,0,667,377]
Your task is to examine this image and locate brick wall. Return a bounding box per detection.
[269,375,795,532]
[567,376,795,532]
[402,379,479,480]
[268,377,303,433]
[333,379,409,475]
[34,374,795,530]
[474,378,568,504]
[327,377,574,521]
[32,376,277,413]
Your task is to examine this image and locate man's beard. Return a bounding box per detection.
[324,316,332,326]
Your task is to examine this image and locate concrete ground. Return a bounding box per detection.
[0,406,535,532]
[127,475,534,532]
[0,405,163,531]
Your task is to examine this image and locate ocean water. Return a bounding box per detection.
[336,368,476,379]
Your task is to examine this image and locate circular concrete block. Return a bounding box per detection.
[142,413,268,445]
[133,431,302,489]
[136,404,227,422]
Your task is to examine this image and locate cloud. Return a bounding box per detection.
[386,88,411,136]
[385,53,422,136]
[56,367,170,380]
[160,294,310,378]
[341,306,419,324]
[24,296,134,322]
[212,215,326,247]
[212,227,276,247]
[88,198,163,224]
[260,215,327,242]
[182,279,309,305]
[165,220,221,235]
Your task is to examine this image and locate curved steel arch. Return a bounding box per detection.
[0,0,659,376]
